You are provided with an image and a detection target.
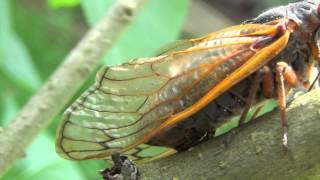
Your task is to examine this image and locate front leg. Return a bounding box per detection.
[275,61,302,147]
[307,41,320,90]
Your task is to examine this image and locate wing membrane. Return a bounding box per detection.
[154,40,195,56]
[56,20,289,160]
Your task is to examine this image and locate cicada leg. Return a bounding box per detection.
[239,66,274,125]
[309,40,320,61]
[309,72,320,91]
[275,61,302,147]
[225,67,271,147]
[261,66,274,98]
[239,70,263,125]
[100,153,139,180]
[307,41,320,90]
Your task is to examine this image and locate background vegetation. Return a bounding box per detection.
[0,0,291,179]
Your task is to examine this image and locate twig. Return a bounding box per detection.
[0,0,147,175]
[139,89,320,180]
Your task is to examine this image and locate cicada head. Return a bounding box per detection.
[247,1,320,88]
[248,1,320,35]
[288,0,320,34]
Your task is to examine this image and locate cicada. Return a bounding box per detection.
[56,0,320,168]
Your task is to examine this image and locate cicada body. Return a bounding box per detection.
[56,0,320,163]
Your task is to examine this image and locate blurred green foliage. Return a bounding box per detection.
[48,0,80,9]
[81,0,190,65]
[0,0,189,179]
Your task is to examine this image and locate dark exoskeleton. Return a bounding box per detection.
[149,0,320,151]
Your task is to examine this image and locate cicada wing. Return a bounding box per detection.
[56,19,290,161]
[154,21,282,57]
[55,53,218,160]
[103,144,177,164]
[154,40,195,56]
[154,18,286,57]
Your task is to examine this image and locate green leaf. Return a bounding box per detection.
[80,0,190,65]
[12,1,80,81]
[0,0,41,91]
[0,0,11,35]
[2,133,84,180]
[1,33,42,91]
[0,0,11,69]
[0,93,18,126]
[48,0,80,9]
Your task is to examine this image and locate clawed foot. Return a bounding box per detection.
[100,153,139,180]
[282,125,289,149]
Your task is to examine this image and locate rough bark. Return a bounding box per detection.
[139,89,320,180]
[0,0,147,175]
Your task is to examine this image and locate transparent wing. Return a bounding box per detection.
[56,21,289,160]
[154,40,195,56]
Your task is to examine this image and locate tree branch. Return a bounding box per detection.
[0,0,147,175]
[139,89,320,179]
